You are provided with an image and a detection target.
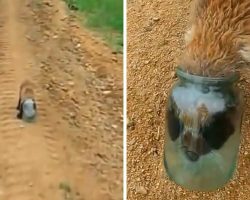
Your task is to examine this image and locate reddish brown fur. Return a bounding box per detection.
[16,80,36,119]
[180,0,250,77]
[19,80,35,100]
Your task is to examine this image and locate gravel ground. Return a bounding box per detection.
[127,0,250,199]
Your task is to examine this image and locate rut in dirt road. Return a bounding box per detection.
[0,1,73,199]
[0,0,123,200]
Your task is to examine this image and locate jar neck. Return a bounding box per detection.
[176,67,239,87]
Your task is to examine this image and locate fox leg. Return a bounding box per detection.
[16,97,21,110]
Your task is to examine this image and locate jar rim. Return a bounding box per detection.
[176,67,240,85]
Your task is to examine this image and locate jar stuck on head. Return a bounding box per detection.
[164,67,244,191]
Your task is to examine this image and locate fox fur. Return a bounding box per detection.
[16,80,37,120]
[180,0,250,77]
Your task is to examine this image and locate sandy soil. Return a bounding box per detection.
[0,0,122,199]
[127,0,249,199]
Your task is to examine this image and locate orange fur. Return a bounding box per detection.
[19,80,35,100]
[180,0,250,77]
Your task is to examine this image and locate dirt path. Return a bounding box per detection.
[0,0,123,199]
[127,0,249,199]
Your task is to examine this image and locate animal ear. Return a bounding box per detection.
[191,0,207,14]
[189,0,207,22]
[239,44,250,63]
[184,25,195,45]
[185,0,207,44]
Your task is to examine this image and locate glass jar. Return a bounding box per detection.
[164,67,244,191]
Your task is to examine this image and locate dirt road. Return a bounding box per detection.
[127,0,249,199]
[0,0,123,199]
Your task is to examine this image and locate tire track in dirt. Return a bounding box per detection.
[0,0,71,199]
[0,21,35,200]
[0,2,36,199]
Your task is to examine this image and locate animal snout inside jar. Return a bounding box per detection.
[164,67,244,191]
[182,131,211,162]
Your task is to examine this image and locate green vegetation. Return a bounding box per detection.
[64,0,123,52]
[59,182,74,200]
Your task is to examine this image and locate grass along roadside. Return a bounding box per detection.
[64,0,123,53]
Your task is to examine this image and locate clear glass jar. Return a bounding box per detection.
[164,67,244,191]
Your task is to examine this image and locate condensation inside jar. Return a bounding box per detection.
[164,69,244,191]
